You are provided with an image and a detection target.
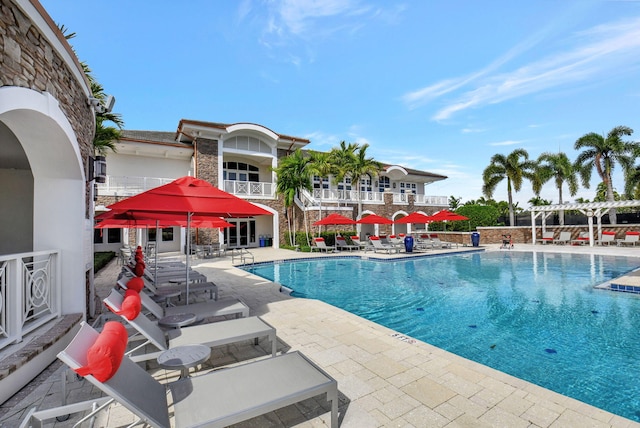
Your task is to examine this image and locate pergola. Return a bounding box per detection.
[530,200,640,247]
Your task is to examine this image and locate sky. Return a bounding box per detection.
[40,0,640,207]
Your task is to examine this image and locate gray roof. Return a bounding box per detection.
[120,130,183,145]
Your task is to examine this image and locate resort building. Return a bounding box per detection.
[95,121,449,253]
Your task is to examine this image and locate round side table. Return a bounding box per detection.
[157,344,211,379]
[158,313,197,329]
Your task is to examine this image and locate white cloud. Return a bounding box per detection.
[404,16,640,120]
[488,140,523,147]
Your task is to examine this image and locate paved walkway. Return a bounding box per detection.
[2,244,640,427]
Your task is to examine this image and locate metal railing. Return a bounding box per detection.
[0,250,61,351]
[304,189,448,206]
[97,176,175,197]
[223,180,275,198]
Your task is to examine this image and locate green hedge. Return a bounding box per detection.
[94,251,116,273]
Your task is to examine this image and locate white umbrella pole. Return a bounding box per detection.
[185,213,191,305]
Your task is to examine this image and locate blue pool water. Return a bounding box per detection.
[244,251,640,421]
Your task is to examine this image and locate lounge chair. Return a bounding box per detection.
[103,289,276,362]
[350,235,371,251]
[553,231,571,245]
[369,236,400,254]
[46,322,339,428]
[122,266,218,301]
[430,234,454,249]
[596,231,616,246]
[571,231,591,245]
[540,231,554,244]
[617,231,639,246]
[117,278,248,322]
[335,236,359,251]
[311,237,335,252]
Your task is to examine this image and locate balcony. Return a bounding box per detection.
[223,180,275,198]
[97,176,175,197]
[307,189,448,207]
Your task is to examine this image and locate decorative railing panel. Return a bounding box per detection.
[96,176,175,197]
[224,180,274,198]
[0,250,60,351]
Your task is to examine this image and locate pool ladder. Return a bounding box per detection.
[231,248,254,265]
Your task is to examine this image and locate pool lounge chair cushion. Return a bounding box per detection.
[74,321,128,382]
[109,289,141,321]
[126,276,144,293]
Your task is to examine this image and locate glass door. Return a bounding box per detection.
[224,219,256,248]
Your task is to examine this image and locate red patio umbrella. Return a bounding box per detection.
[430,209,469,222]
[356,214,393,225]
[313,213,356,226]
[394,212,436,224]
[106,176,271,301]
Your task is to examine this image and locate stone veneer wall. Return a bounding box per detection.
[1,0,95,214]
[477,225,640,244]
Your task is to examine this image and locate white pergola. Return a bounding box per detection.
[530,200,640,247]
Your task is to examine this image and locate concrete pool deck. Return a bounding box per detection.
[2,244,640,427]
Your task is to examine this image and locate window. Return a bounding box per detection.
[399,182,417,194]
[313,175,329,189]
[337,177,352,191]
[360,175,372,192]
[94,228,104,244]
[379,177,390,192]
[161,228,174,242]
[223,161,260,182]
[107,228,121,244]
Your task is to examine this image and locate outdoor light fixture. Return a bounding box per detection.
[94,156,107,183]
[87,94,116,114]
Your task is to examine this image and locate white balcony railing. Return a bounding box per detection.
[307,189,448,207]
[223,180,275,198]
[97,176,175,197]
[0,250,61,351]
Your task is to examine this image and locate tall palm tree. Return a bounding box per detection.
[273,149,313,246]
[482,149,538,226]
[331,143,382,218]
[537,152,579,225]
[574,126,638,224]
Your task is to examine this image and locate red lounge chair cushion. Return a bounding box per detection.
[627,231,640,235]
[369,236,380,241]
[74,321,127,382]
[602,231,616,236]
[126,276,144,293]
[105,289,141,321]
[134,262,145,277]
[314,238,324,242]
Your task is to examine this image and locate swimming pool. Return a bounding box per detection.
[245,251,640,422]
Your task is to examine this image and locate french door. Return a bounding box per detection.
[224,219,256,248]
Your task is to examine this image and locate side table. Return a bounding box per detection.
[157,344,211,379]
[158,313,197,329]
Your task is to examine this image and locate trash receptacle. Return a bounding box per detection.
[404,236,414,253]
[471,232,480,247]
[259,236,265,247]
[266,235,273,246]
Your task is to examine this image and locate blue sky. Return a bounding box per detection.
[41,0,640,207]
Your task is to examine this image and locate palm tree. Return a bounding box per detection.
[331,143,383,218]
[482,149,538,226]
[528,196,551,206]
[574,126,638,224]
[307,150,336,217]
[537,152,579,225]
[60,25,123,156]
[273,149,313,246]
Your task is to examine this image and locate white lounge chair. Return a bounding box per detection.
[311,237,335,252]
[104,289,276,362]
[617,232,639,246]
[596,231,616,246]
[117,278,248,322]
[335,236,359,251]
[553,231,571,245]
[350,235,371,251]
[571,231,590,245]
[369,236,400,254]
[540,231,554,244]
[122,266,218,301]
[46,322,339,428]
[430,234,456,248]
